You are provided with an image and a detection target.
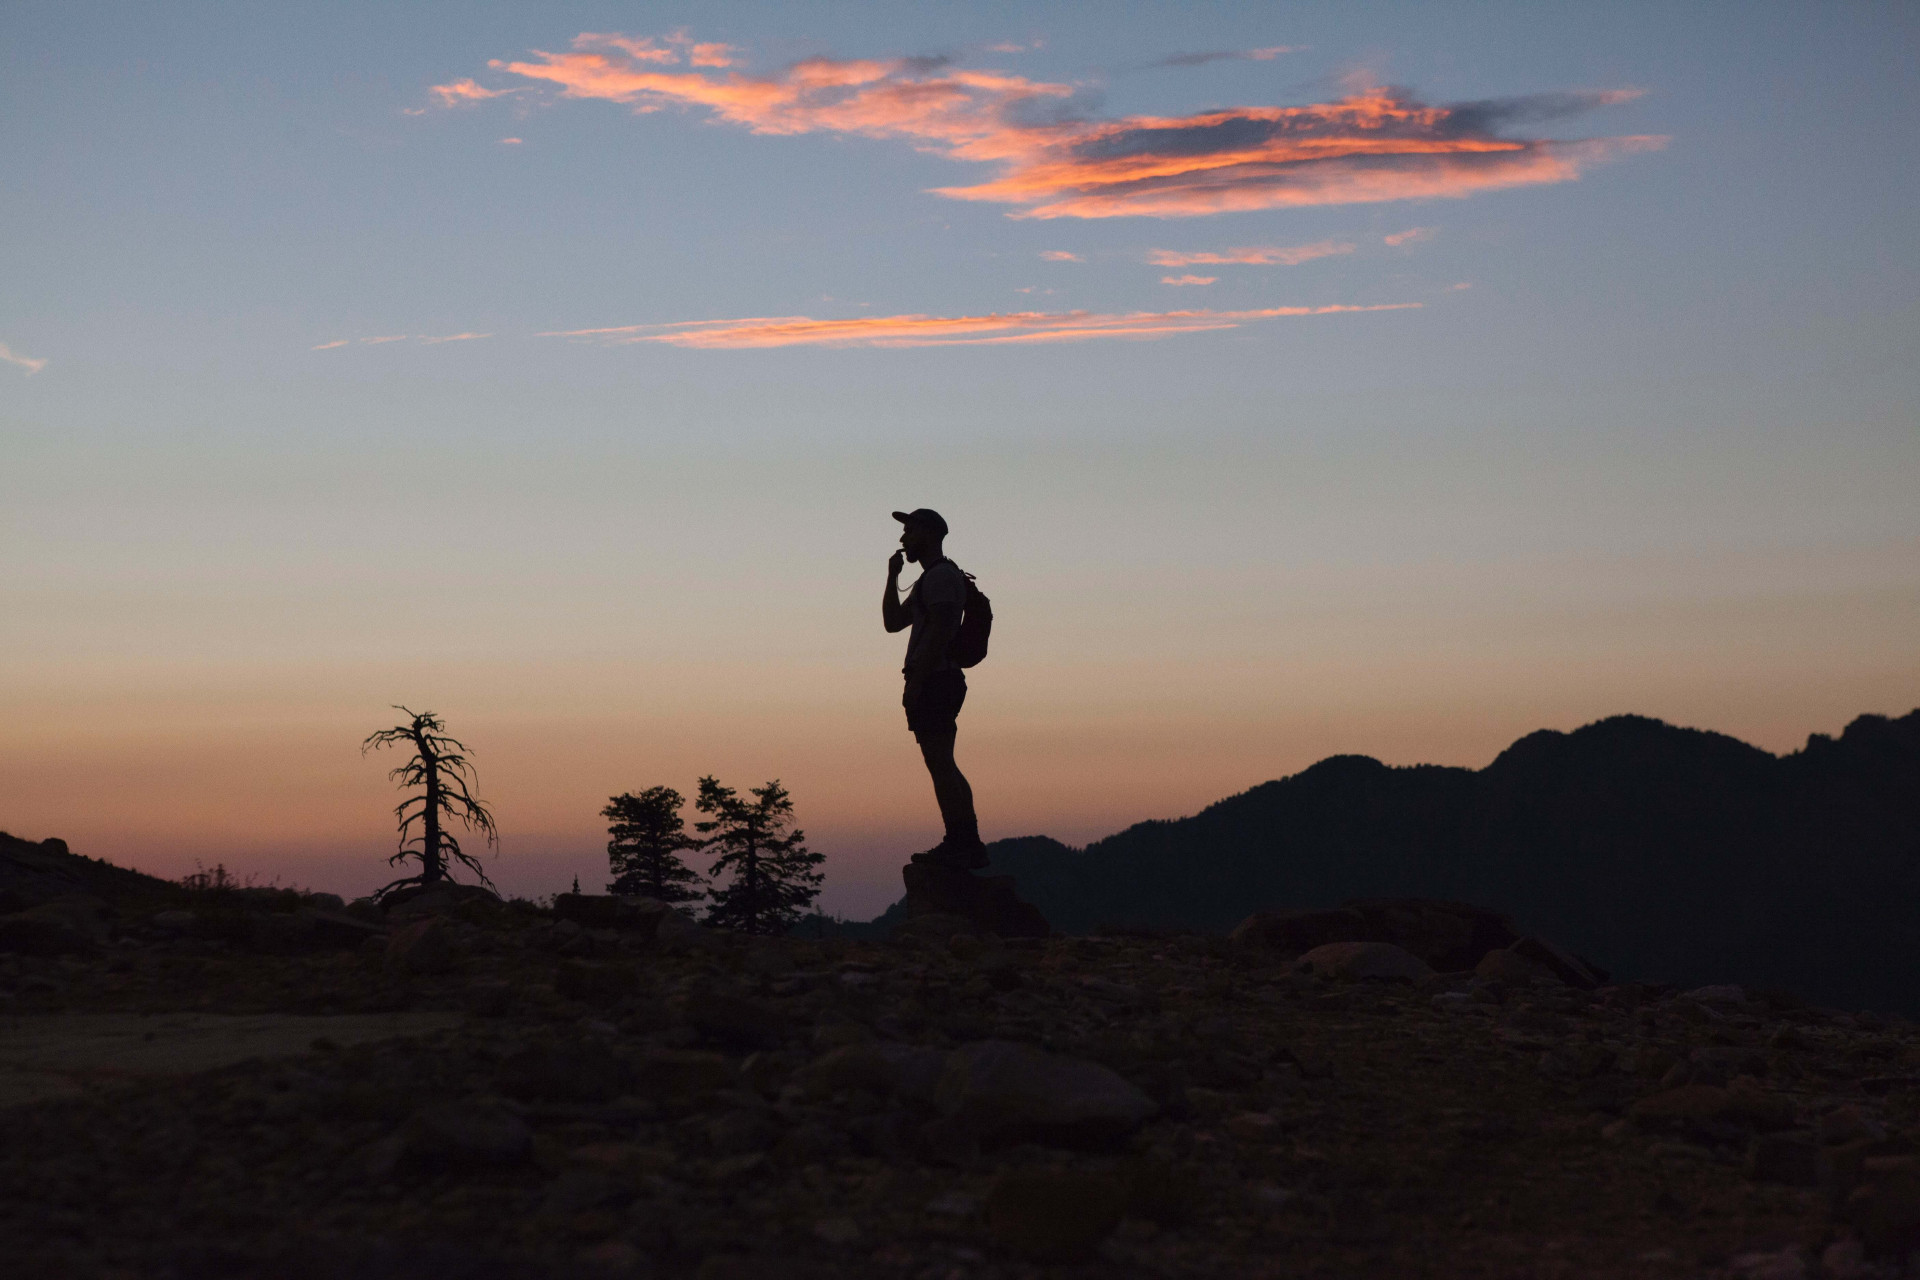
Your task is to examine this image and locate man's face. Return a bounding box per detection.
[899,522,936,563]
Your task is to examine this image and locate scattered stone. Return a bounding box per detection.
[1747,1132,1822,1186]
[629,1049,731,1102]
[497,1041,627,1103]
[684,993,788,1051]
[935,1039,1156,1147]
[1818,1105,1888,1146]
[1295,940,1432,982]
[555,960,639,1004]
[398,1100,533,1170]
[984,1168,1127,1262]
[384,916,455,974]
[1845,1166,1920,1259]
[811,1217,861,1246]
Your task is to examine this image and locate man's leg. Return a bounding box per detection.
[917,727,981,850]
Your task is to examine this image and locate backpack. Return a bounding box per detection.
[952,570,993,668]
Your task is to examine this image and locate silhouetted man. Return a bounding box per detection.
[884,508,986,869]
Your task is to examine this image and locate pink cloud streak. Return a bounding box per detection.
[435,36,1661,220]
[1148,239,1354,267]
[540,303,1419,349]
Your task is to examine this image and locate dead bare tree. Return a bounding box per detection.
[362,706,497,898]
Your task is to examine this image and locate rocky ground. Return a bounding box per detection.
[3,870,1920,1278]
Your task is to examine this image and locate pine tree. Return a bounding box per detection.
[694,776,824,935]
[361,707,498,897]
[602,786,703,903]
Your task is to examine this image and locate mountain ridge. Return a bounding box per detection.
[887,710,1920,1011]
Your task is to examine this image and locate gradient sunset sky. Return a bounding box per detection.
[3,2,1916,916]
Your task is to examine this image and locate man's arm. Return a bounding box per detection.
[883,550,911,633]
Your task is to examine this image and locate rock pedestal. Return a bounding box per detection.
[901,862,1049,938]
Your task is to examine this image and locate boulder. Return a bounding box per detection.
[900,863,1048,938]
[796,1042,946,1105]
[384,917,455,974]
[1295,940,1432,982]
[554,893,669,933]
[1232,898,1519,971]
[151,910,199,934]
[1230,908,1370,955]
[383,881,500,921]
[0,897,109,956]
[935,1040,1156,1147]
[1510,935,1608,989]
[1345,898,1519,970]
[1475,947,1561,986]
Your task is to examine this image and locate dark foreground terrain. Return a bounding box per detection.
[4,869,1920,1279]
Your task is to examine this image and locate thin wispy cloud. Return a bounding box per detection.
[539,302,1418,349]
[1384,226,1436,246]
[430,78,518,107]
[500,137,524,145]
[312,333,490,349]
[0,341,47,374]
[434,33,1661,220]
[1147,47,1301,69]
[1038,249,1083,261]
[1160,275,1216,286]
[1148,239,1354,267]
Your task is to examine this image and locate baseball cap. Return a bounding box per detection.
[891,508,949,537]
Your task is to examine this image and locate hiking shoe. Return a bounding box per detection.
[910,839,989,870]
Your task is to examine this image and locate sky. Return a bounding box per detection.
[2,2,1916,917]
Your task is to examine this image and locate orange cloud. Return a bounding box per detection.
[1038,249,1083,261]
[429,78,515,107]
[1384,226,1435,246]
[448,36,1660,219]
[0,340,47,374]
[310,339,349,351]
[541,302,1418,349]
[1160,275,1216,286]
[420,332,492,344]
[1148,239,1354,267]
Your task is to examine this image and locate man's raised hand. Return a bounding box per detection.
[889,549,906,576]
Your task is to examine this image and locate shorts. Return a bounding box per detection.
[904,668,967,741]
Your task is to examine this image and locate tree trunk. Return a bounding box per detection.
[420,735,444,883]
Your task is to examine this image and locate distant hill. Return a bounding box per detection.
[964,711,1919,1011]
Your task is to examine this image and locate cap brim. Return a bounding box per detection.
[891,511,911,524]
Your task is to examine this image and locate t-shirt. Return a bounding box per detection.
[904,559,968,674]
